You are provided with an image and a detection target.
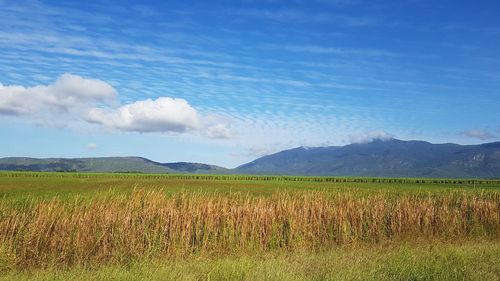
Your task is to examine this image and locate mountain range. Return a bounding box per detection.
[0,157,228,174]
[2,139,500,178]
[235,139,500,178]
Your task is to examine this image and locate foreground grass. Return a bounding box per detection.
[1,190,498,269]
[1,241,499,281]
[0,173,498,279]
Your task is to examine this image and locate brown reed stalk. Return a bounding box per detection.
[0,190,498,269]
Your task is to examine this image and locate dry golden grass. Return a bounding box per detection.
[0,190,499,269]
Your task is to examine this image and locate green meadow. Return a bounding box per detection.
[0,172,499,280]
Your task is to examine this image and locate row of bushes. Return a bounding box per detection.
[1,171,499,185]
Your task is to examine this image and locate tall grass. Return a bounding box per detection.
[2,241,500,281]
[0,190,499,269]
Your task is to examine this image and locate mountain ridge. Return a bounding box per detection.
[235,139,500,178]
[1,139,500,178]
[0,156,228,174]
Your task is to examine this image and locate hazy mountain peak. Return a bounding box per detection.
[236,139,500,178]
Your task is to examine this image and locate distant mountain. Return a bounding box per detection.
[0,157,228,174]
[161,162,228,173]
[235,139,500,178]
[2,139,500,178]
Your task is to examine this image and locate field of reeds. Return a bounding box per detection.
[0,172,499,280]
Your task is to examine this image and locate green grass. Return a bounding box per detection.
[1,240,498,281]
[1,172,499,201]
[0,172,498,280]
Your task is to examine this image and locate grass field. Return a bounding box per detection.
[0,172,499,280]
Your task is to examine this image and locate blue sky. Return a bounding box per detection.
[0,0,499,167]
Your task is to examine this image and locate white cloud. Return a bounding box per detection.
[461,129,496,140]
[86,97,201,133]
[203,123,233,139]
[0,73,117,117]
[348,130,394,143]
[1,74,233,138]
[86,143,98,150]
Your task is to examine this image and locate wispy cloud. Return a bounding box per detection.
[461,129,496,140]
[279,44,397,57]
[86,143,98,150]
[239,8,313,23]
[348,131,395,143]
[203,123,234,139]
[231,7,376,26]
[233,142,291,158]
[131,4,158,17]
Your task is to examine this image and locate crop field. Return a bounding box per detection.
[0,172,499,280]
